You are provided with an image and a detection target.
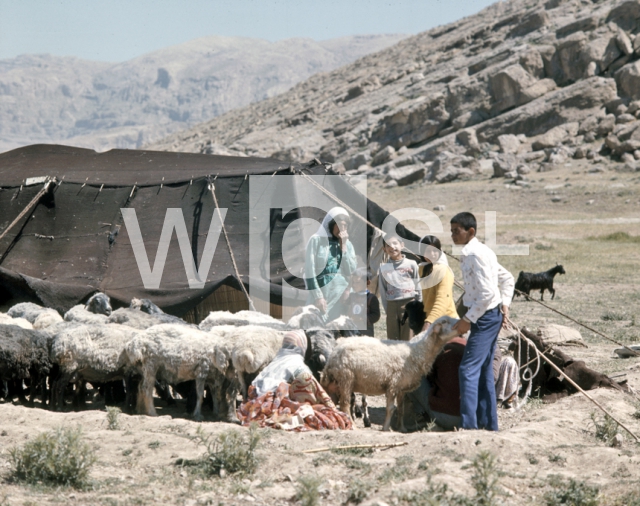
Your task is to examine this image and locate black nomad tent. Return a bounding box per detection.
[0,145,418,322]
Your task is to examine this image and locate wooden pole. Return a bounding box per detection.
[302,442,408,454]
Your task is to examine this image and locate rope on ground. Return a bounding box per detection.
[301,442,407,454]
[504,316,639,442]
[444,249,640,358]
[0,178,54,242]
[209,180,256,312]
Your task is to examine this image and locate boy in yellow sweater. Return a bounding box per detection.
[418,235,459,332]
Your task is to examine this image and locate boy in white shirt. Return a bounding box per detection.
[450,212,514,431]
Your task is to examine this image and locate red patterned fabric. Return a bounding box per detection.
[237,372,352,431]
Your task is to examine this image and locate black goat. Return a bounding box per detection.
[515,264,566,301]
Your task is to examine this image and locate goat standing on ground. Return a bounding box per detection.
[515,264,565,301]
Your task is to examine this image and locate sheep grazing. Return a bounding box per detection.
[64,306,109,325]
[125,324,227,420]
[322,315,459,432]
[228,326,286,398]
[0,312,33,330]
[49,323,139,410]
[199,309,287,331]
[325,315,361,337]
[286,305,325,330]
[32,311,63,329]
[7,302,61,327]
[130,298,191,325]
[304,328,336,381]
[400,300,427,335]
[515,264,566,301]
[0,325,52,405]
[85,292,112,316]
[107,308,192,329]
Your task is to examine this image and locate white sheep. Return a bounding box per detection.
[108,307,193,329]
[199,310,287,331]
[49,323,139,410]
[227,325,286,398]
[321,315,460,432]
[125,324,225,420]
[0,312,34,329]
[32,311,63,329]
[64,305,109,325]
[7,302,61,326]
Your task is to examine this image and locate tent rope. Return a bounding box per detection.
[209,181,256,312]
[295,170,383,234]
[504,316,639,442]
[0,178,54,243]
[444,250,640,358]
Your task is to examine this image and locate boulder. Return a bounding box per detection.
[615,61,640,100]
[605,133,622,151]
[489,65,538,113]
[519,78,558,103]
[509,10,550,38]
[578,115,600,134]
[498,134,521,154]
[435,167,475,184]
[574,146,588,158]
[531,125,569,150]
[550,32,589,85]
[556,15,599,39]
[580,35,621,73]
[519,50,546,79]
[616,30,634,55]
[617,113,636,123]
[384,165,425,186]
[477,77,618,143]
[344,151,371,172]
[371,145,396,166]
[456,129,479,150]
[492,154,518,177]
[606,1,640,33]
[597,114,617,136]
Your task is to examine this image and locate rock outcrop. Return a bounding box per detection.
[149,0,640,179]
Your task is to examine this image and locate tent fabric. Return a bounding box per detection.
[0,144,419,316]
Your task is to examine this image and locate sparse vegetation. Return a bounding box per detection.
[148,440,162,450]
[189,423,262,477]
[590,412,620,445]
[346,478,371,504]
[544,476,599,506]
[588,232,640,243]
[330,446,375,457]
[469,451,502,506]
[295,475,323,506]
[601,311,627,321]
[106,406,121,430]
[9,426,96,488]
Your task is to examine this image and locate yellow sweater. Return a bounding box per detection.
[421,263,459,323]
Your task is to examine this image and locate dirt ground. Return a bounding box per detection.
[2,157,640,505]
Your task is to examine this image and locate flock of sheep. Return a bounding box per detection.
[0,294,459,431]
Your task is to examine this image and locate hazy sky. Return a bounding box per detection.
[0,0,498,62]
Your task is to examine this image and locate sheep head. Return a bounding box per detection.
[85,292,112,316]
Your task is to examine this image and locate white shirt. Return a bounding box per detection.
[460,237,515,323]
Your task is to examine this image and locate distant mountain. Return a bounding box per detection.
[0,34,408,153]
[149,0,640,184]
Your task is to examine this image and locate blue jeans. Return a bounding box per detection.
[408,377,462,431]
[459,306,502,431]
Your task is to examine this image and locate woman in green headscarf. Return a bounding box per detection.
[304,207,357,322]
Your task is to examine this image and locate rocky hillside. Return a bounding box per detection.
[150,0,640,186]
[0,34,406,153]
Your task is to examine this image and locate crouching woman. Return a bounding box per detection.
[237,330,352,431]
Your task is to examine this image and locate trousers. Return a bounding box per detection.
[385,298,412,341]
[459,306,502,431]
[407,377,462,431]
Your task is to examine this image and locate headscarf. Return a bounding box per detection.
[251,330,311,396]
